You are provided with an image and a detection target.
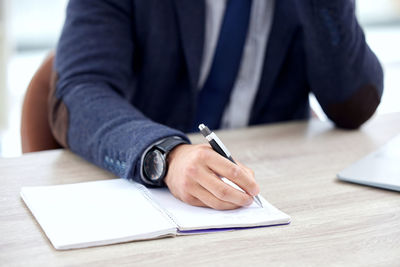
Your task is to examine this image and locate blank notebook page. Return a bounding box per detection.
[148,188,290,231]
[21,179,176,250]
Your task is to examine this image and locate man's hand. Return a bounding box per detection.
[164,144,259,210]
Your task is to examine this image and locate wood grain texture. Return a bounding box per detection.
[1,113,400,266]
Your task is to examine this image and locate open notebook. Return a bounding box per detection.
[21,179,290,250]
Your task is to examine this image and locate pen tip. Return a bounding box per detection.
[255,196,263,208]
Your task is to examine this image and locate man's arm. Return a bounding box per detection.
[51,0,259,209]
[51,0,189,183]
[297,0,384,129]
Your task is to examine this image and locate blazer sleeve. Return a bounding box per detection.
[297,0,384,129]
[50,0,190,183]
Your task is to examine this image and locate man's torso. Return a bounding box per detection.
[125,0,310,132]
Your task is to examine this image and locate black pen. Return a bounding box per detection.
[198,124,263,208]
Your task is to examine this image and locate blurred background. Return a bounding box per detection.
[0,0,399,157]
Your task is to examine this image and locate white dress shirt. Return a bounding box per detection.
[199,0,275,129]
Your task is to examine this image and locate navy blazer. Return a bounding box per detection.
[51,0,383,183]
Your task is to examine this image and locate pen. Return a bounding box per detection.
[198,124,263,208]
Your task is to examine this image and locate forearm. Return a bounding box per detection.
[298,0,384,128]
[51,0,189,182]
[50,81,189,182]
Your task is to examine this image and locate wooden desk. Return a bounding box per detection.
[1,113,400,266]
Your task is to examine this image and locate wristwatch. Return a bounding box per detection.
[142,137,187,186]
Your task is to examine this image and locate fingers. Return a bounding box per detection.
[179,194,207,208]
[203,150,259,196]
[176,165,252,209]
[196,168,253,207]
[237,162,255,180]
[165,143,259,210]
[190,183,241,210]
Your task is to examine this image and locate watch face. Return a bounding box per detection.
[144,150,166,182]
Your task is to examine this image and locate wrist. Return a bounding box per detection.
[166,143,188,165]
[164,144,190,187]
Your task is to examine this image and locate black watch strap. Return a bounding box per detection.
[155,137,187,154]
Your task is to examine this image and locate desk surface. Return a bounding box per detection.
[1,113,400,266]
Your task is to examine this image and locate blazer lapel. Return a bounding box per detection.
[173,0,205,90]
[250,0,299,122]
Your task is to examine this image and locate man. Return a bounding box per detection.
[50,0,383,210]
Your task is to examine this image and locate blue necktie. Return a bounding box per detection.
[192,0,253,131]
